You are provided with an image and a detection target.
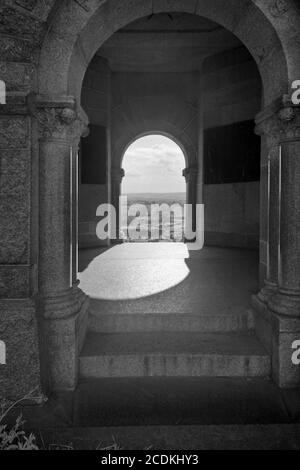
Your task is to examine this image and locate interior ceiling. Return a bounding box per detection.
[97,13,243,73]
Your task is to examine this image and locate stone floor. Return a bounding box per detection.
[11,377,300,449]
[78,244,259,314]
[8,245,299,449]
[11,377,300,428]
[77,244,265,379]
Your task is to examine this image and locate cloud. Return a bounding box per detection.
[124,142,185,177]
[126,171,142,178]
[122,135,186,194]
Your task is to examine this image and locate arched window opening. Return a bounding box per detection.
[121,135,187,243]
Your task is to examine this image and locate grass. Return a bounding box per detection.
[0,391,154,450]
[0,388,43,450]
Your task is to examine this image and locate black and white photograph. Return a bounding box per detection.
[0,0,300,455]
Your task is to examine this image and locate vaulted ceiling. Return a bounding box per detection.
[97,13,244,73]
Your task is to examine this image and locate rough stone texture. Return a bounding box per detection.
[0,5,45,41]
[37,0,292,104]
[0,116,30,148]
[0,0,300,399]
[90,311,253,334]
[0,149,30,264]
[0,266,30,299]
[0,35,36,62]
[259,161,269,286]
[0,115,31,303]
[252,297,300,388]
[274,331,300,388]
[0,62,35,92]
[278,140,300,292]
[0,8,36,394]
[80,332,270,379]
[42,298,89,392]
[0,300,41,400]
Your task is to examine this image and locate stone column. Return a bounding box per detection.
[71,109,89,287]
[71,142,79,288]
[183,166,198,240]
[254,112,281,304]
[31,96,89,392]
[111,167,125,242]
[268,105,300,317]
[253,102,300,387]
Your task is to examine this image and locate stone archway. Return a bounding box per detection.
[112,123,197,238]
[118,132,193,241]
[33,0,300,391]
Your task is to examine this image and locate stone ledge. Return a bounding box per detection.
[252,296,300,388]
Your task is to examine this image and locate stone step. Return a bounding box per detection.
[89,310,254,333]
[38,424,300,450]
[73,377,290,427]
[79,332,270,379]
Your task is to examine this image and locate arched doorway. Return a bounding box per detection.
[34,1,300,392]
[121,134,187,242]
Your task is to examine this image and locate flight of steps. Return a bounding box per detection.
[79,306,271,380]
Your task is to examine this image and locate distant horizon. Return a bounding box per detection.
[124,191,186,196]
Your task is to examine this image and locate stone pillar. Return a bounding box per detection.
[72,110,89,286]
[183,166,198,240]
[253,101,300,387]
[268,105,300,317]
[111,167,125,242]
[254,112,280,304]
[71,143,79,288]
[31,96,89,392]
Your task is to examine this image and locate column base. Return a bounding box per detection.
[268,289,300,317]
[252,299,300,388]
[257,281,278,304]
[42,286,87,320]
[41,288,90,392]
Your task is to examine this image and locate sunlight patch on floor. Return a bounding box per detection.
[78,243,190,300]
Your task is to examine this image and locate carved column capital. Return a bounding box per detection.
[28,94,89,142]
[255,97,300,146]
[183,166,198,183]
[111,167,125,183]
[277,105,300,142]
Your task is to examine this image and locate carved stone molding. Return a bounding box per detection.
[42,286,88,320]
[255,98,300,146]
[183,166,198,182]
[0,5,45,43]
[28,94,89,141]
[269,0,290,18]
[111,167,125,183]
[277,106,300,142]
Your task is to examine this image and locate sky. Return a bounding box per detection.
[122,135,186,194]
